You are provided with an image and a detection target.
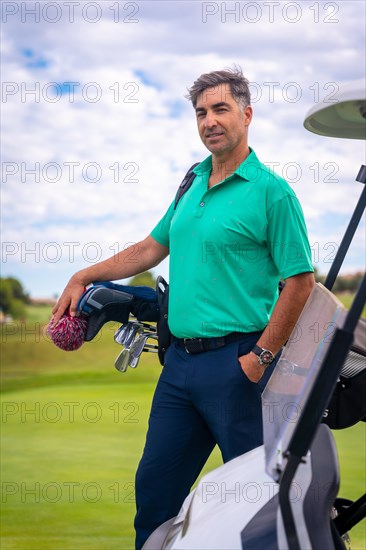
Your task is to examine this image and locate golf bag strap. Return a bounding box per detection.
[174,163,200,209]
[156,276,170,366]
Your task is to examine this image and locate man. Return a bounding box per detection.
[52,68,314,549]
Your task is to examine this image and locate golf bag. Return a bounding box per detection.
[77,277,171,367]
[322,316,366,429]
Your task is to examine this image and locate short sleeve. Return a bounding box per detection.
[150,200,175,248]
[267,195,314,279]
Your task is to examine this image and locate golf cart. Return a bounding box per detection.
[73,81,366,549]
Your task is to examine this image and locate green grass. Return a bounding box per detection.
[25,305,54,324]
[1,384,162,549]
[1,304,365,549]
[336,291,366,318]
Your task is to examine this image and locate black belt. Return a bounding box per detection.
[173,332,248,354]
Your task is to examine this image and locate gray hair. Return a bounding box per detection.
[185,66,251,110]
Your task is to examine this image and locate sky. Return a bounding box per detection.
[1,0,365,298]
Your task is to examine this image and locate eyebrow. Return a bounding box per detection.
[195,101,231,113]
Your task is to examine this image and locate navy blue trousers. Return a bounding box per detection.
[134,332,275,549]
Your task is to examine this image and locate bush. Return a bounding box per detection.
[0,277,29,319]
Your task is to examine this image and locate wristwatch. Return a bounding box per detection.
[251,345,275,366]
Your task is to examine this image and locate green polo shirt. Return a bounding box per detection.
[151,149,313,338]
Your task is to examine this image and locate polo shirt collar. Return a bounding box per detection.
[193,147,260,182]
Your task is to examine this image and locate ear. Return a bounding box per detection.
[243,105,253,126]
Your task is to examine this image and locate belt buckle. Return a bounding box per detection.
[183,338,193,354]
[183,338,202,354]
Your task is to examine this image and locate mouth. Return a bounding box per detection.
[206,132,224,139]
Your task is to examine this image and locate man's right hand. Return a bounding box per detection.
[51,273,87,326]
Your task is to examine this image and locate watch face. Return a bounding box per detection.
[260,350,274,365]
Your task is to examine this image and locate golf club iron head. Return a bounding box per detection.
[129,333,159,368]
[113,319,158,373]
[114,348,131,373]
[129,333,150,368]
[124,322,143,347]
[114,322,130,345]
[114,320,157,344]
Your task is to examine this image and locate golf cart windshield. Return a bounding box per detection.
[262,283,347,480]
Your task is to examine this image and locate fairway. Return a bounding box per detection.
[1,312,365,549]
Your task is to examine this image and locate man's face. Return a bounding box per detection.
[195,83,252,157]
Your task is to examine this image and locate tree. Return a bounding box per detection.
[0,277,29,318]
[129,271,156,288]
[6,277,30,303]
[0,279,13,313]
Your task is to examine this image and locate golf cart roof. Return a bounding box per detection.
[303,79,366,140]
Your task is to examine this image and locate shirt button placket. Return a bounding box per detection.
[195,197,207,218]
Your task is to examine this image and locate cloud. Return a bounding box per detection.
[1,0,365,296]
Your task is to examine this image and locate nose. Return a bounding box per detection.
[204,110,217,129]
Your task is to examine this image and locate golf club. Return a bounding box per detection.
[114,348,131,372]
[114,322,131,345]
[129,333,159,368]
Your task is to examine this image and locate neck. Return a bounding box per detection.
[211,145,250,180]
